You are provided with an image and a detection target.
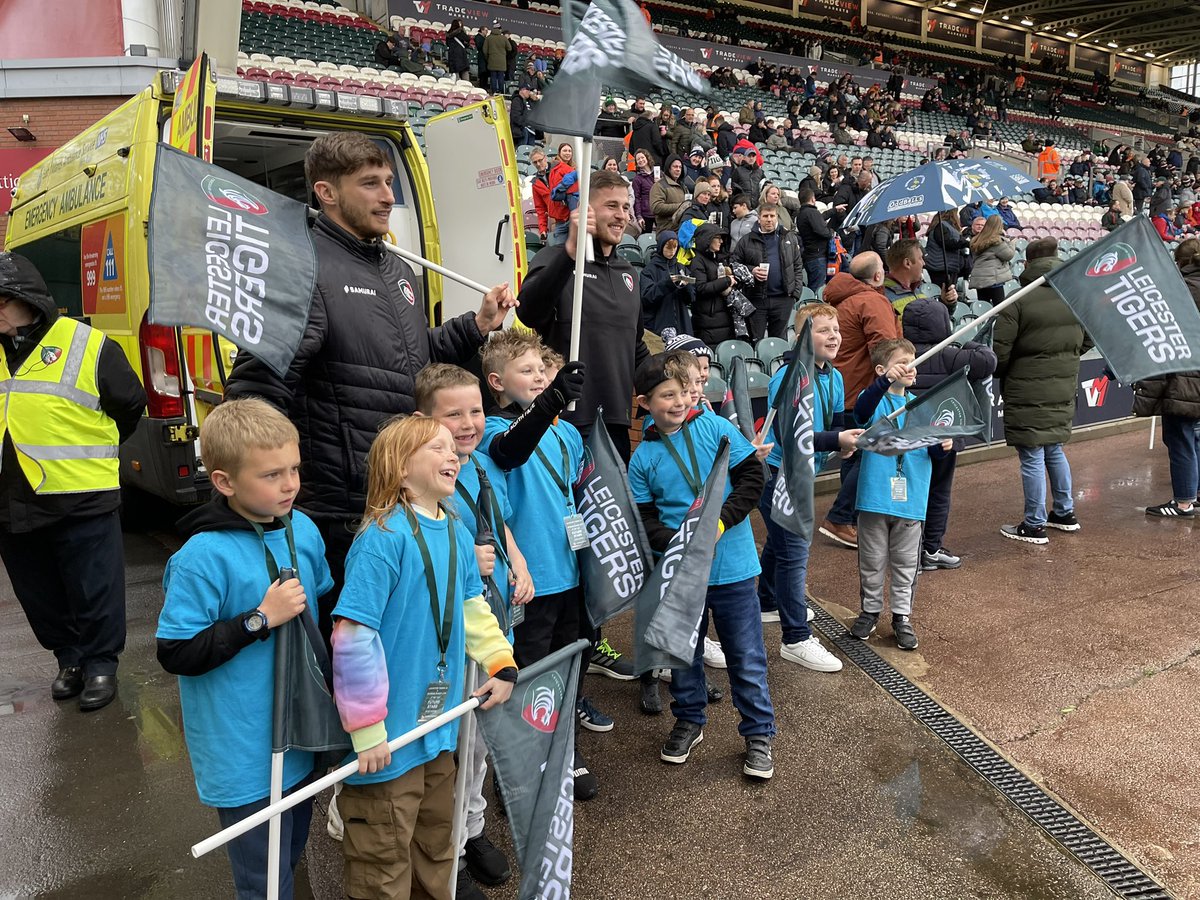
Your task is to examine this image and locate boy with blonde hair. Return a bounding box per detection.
[158,398,335,900]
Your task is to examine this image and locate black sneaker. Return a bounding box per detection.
[640,678,662,715]
[1000,522,1049,544]
[573,750,598,801]
[1046,511,1080,532]
[587,638,637,681]
[920,547,962,571]
[705,680,724,703]
[743,735,774,781]
[850,611,879,639]
[455,870,487,900]
[464,833,511,886]
[660,720,704,764]
[576,697,614,733]
[892,615,919,651]
[1147,500,1196,517]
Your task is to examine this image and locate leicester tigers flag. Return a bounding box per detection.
[719,355,756,440]
[477,640,589,900]
[770,318,816,540]
[855,367,988,456]
[148,144,317,378]
[574,409,653,628]
[527,0,709,138]
[1043,215,1200,384]
[633,439,729,674]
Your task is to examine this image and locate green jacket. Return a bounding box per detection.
[992,255,1092,447]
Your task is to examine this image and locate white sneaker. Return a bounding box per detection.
[703,637,727,668]
[780,636,843,673]
[760,609,780,623]
[806,606,815,623]
[326,783,344,841]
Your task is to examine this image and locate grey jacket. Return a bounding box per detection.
[968,239,1015,289]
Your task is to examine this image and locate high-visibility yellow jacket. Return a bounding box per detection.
[0,316,120,494]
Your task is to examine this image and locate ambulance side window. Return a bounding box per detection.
[14,228,84,320]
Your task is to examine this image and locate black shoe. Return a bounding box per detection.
[1000,522,1048,544]
[455,870,488,900]
[587,638,636,681]
[850,611,879,640]
[1045,511,1080,531]
[892,615,919,651]
[705,680,724,703]
[573,750,598,801]
[660,720,704,764]
[743,735,774,781]
[79,674,118,711]
[464,833,511,886]
[640,678,662,715]
[51,666,83,700]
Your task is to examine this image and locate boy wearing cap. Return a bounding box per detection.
[628,351,775,781]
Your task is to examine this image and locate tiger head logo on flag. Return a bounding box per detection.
[1085,243,1137,278]
[521,673,565,734]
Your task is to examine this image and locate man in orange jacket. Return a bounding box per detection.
[1037,140,1061,180]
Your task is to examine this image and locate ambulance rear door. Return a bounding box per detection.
[422,98,527,325]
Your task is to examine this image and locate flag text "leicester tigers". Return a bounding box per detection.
[1104,266,1193,364]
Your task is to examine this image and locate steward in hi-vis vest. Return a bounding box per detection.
[0,252,145,712]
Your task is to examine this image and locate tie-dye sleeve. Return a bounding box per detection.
[332,618,390,753]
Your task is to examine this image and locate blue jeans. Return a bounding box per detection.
[1016,443,1073,528]
[757,467,812,645]
[826,451,860,526]
[216,787,315,900]
[804,256,828,292]
[548,221,570,247]
[488,70,505,93]
[669,578,775,737]
[1162,415,1200,501]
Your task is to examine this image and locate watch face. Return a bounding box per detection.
[246,612,266,632]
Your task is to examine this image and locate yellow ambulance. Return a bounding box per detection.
[5,61,526,504]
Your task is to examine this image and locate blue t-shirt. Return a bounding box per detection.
[446,455,515,618]
[480,416,584,595]
[333,506,484,785]
[766,360,844,471]
[628,412,760,586]
[157,510,334,808]
[856,391,933,521]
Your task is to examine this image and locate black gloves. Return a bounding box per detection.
[537,360,586,412]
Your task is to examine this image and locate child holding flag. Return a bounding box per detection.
[851,339,953,651]
[759,304,862,672]
[629,351,775,781]
[331,416,517,900]
[414,364,534,894]
[157,399,334,900]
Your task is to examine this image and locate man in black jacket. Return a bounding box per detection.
[509,84,536,146]
[794,186,833,291]
[224,132,514,632]
[734,205,805,339]
[1133,156,1154,213]
[0,253,146,711]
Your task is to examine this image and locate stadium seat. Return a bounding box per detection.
[715,339,754,374]
[755,336,789,374]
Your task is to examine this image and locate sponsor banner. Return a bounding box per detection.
[1030,36,1069,63]
[0,148,53,219]
[1114,58,1146,85]
[1044,216,1200,384]
[1074,44,1111,75]
[388,0,565,43]
[863,0,922,37]
[80,213,127,316]
[981,23,1026,57]
[796,0,857,21]
[925,12,977,48]
[147,145,318,378]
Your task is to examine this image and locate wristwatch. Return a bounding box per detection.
[243,609,270,640]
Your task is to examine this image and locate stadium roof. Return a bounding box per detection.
[929,0,1200,65]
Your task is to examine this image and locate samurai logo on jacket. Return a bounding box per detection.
[521,672,565,734]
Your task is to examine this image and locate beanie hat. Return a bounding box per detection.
[659,329,713,359]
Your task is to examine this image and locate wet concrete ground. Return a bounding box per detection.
[0,427,1177,899]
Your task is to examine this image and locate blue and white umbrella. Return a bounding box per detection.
[843,158,1038,229]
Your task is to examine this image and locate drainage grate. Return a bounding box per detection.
[810,603,1174,900]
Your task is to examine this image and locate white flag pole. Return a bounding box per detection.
[567,137,595,410]
[191,696,484,859]
[910,276,1045,370]
[265,751,284,900]
[382,242,491,295]
[447,662,481,899]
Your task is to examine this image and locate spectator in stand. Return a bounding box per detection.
[1151,176,1174,217]
[793,128,817,155]
[530,148,551,244]
[631,150,656,233]
[731,141,766,206]
[1113,175,1134,217]
[482,25,512,95]
[1179,176,1197,209]
[509,85,536,148]
[968,216,1015,306]
[547,142,577,246]
[628,113,667,168]
[1101,201,1124,233]
[858,219,893,260]
[795,187,832,291]
[374,34,406,71]
[640,230,694,336]
[862,157,881,187]
[668,108,696,159]
[650,155,688,235]
[923,209,969,290]
[1068,151,1093,180]
[766,123,790,152]
[473,25,490,88]
[517,61,545,93]
[832,120,854,146]
[1133,156,1154,213]
[1093,173,1115,207]
[997,197,1022,231]
[602,157,637,227]
[819,166,842,202]
[830,173,872,230]
[730,194,758,249]
[689,224,737,347]
[1037,140,1061,180]
[594,98,626,139]
[1064,177,1089,206]
[735,204,806,340]
[445,19,471,80]
[880,238,925,315]
[714,115,738,159]
[705,174,732,232]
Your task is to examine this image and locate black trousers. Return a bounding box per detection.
[514,586,585,703]
[748,295,792,342]
[923,450,957,554]
[0,510,126,676]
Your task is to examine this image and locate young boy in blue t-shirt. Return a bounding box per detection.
[851,338,953,651]
[628,351,776,782]
[759,304,862,674]
[157,398,335,900]
[477,329,607,801]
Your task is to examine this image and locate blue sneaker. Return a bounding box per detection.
[577,697,614,733]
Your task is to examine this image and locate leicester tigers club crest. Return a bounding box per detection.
[41,346,62,366]
[398,278,416,306]
[622,273,635,292]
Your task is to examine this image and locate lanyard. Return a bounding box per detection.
[404,506,457,675]
[880,393,907,475]
[533,429,572,507]
[250,515,299,583]
[454,456,511,565]
[660,421,704,497]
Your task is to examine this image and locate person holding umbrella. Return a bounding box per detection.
[923,209,970,290]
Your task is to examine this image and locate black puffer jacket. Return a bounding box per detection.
[224,215,485,520]
[628,115,667,166]
[1132,261,1200,419]
[689,223,736,346]
[902,297,998,390]
[447,26,471,73]
[733,224,805,302]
